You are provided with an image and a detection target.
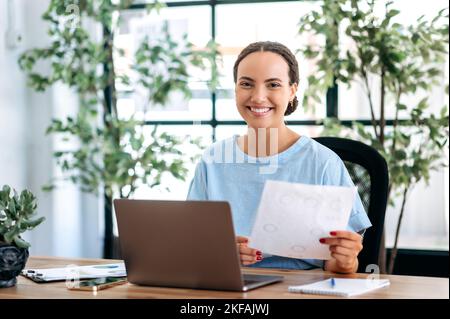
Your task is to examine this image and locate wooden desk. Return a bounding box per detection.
[0,256,448,299]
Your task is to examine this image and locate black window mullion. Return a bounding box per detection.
[211,0,217,142]
[326,81,338,118]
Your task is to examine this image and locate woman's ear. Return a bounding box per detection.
[290,83,298,100]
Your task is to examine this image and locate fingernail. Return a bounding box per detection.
[330,231,337,236]
[256,256,262,261]
[256,251,262,256]
[319,238,325,243]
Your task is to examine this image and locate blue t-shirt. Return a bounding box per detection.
[186,135,372,270]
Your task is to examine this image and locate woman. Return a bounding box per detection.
[187,41,371,274]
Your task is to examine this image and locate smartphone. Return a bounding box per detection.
[68,277,127,291]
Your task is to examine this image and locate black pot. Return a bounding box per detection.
[0,242,29,288]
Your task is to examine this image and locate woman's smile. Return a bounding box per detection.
[246,106,275,118]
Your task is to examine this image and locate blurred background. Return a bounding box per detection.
[0,0,448,276]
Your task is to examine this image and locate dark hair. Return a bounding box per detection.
[233,41,299,116]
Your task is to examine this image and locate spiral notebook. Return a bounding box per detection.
[288,278,390,297]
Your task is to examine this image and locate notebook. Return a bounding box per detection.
[21,263,126,283]
[288,278,390,297]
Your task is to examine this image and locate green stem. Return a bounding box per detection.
[380,67,386,146]
[361,66,380,140]
[388,186,409,274]
[391,83,402,154]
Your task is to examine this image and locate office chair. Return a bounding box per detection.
[313,137,389,273]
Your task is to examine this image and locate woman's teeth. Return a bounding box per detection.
[250,107,271,113]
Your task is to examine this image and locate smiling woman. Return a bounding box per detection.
[186,41,372,274]
[233,43,300,157]
[234,43,299,115]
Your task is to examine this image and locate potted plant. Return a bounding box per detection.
[298,0,449,273]
[0,185,45,288]
[18,0,219,258]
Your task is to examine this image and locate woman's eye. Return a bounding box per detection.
[239,82,251,87]
[268,82,281,88]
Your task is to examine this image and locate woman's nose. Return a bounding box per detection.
[250,86,268,104]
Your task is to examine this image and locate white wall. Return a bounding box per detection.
[0,0,27,191]
[0,0,102,258]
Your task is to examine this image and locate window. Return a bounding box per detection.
[215,1,325,121]
[336,0,449,250]
[116,4,212,121]
[113,0,449,251]
[115,0,327,201]
[338,0,449,120]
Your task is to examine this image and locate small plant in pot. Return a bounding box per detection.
[0,185,45,288]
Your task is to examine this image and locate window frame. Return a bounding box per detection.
[104,0,447,254]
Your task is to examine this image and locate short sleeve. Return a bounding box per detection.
[322,156,372,234]
[186,161,208,200]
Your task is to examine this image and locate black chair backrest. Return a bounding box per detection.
[313,137,389,272]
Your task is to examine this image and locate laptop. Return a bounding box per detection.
[113,199,283,292]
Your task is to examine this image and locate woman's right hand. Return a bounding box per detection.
[236,236,262,266]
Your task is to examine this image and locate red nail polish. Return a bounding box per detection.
[256,251,262,256]
[256,256,262,261]
[319,238,325,243]
[330,231,337,236]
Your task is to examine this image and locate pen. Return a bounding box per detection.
[330,278,336,288]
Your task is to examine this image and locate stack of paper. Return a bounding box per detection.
[21,263,126,282]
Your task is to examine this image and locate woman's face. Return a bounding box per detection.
[235,51,297,129]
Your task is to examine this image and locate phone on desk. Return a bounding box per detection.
[68,277,127,291]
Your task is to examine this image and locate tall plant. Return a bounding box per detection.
[18,0,219,258]
[298,0,449,273]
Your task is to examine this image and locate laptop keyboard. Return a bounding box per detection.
[243,274,268,285]
[243,279,261,285]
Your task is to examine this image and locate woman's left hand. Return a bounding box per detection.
[320,231,363,274]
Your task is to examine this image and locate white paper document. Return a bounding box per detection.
[249,180,357,260]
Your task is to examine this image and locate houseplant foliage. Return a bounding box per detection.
[298,0,449,273]
[0,185,45,287]
[18,0,219,257]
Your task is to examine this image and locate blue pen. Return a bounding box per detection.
[93,265,119,269]
[330,278,336,288]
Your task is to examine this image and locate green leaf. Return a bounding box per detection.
[21,217,46,229]
[396,103,407,111]
[3,227,19,244]
[42,184,56,192]
[13,236,31,249]
[394,150,407,161]
[2,185,11,194]
[386,9,400,19]
[417,97,428,110]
